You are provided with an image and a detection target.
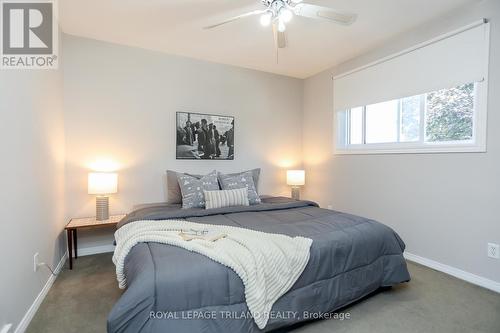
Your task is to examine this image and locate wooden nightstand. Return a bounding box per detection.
[65,214,126,270]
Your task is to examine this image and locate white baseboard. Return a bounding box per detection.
[77,244,115,257]
[14,252,68,333]
[404,252,500,294]
[13,245,114,333]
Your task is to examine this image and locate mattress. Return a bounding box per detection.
[108,197,410,333]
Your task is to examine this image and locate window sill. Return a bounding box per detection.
[334,143,486,155]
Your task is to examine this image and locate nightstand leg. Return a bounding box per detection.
[67,229,73,270]
[73,229,78,259]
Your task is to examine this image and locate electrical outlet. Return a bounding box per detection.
[34,252,40,272]
[1,323,13,333]
[487,243,499,259]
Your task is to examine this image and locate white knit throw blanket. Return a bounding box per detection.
[113,220,313,329]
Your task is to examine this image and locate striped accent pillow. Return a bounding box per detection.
[204,188,249,210]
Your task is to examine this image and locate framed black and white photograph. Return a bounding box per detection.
[176,112,235,160]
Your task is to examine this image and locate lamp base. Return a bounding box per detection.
[291,187,301,200]
[96,196,109,221]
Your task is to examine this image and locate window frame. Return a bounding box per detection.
[334,82,488,155]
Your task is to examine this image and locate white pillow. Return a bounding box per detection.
[204,188,249,210]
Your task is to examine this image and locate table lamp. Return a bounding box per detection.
[287,170,305,200]
[88,172,118,221]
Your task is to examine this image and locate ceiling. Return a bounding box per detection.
[60,0,477,79]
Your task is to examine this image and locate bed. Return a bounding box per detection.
[107,197,410,333]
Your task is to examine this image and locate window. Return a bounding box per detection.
[334,21,489,155]
[349,107,363,144]
[365,100,399,143]
[337,83,480,153]
[425,83,474,142]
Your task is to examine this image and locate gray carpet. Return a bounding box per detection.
[27,253,500,333]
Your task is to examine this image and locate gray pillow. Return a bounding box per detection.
[219,168,261,192]
[218,171,261,205]
[204,188,249,210]
[167,168,260,204]
[177,171,220,209]
[166,170,203,204]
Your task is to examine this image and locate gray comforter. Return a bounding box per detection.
[108,197,410,333]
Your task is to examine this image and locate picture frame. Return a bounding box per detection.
[176,112,235,160]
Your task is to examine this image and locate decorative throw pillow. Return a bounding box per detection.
[177,171,219,209]
[166,170,203,204]
[204,188,250,210]
[221,168,261,192]
[218,171,261,205]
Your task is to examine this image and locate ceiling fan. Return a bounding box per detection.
[204,0,357,50]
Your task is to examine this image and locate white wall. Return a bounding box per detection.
[303,0,500,283]
[62,34,304,251]
[2,3,498,329]
[0,44,65,329]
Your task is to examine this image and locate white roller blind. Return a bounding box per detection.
[333,21,490,111]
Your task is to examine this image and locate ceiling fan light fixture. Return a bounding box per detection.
[279,7,293,23]
[203,0,357,52]
[260,12,272,26]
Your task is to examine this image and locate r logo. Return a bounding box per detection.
[2,2,53,54]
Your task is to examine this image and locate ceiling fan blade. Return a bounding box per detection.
[204,10,267,29]
[293,3,357,25]
[273,22,287,49]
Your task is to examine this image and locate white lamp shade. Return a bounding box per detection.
[88,172,118,195]
[287,170,305,186]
